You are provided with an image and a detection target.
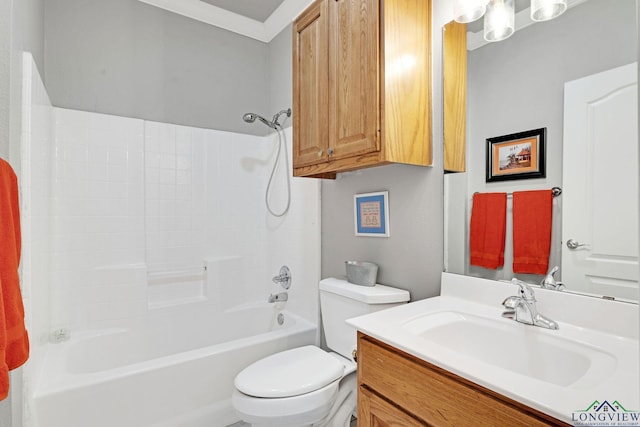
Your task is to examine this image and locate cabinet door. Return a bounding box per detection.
[293,0,329,168]
[328,0,380,160]
[359,387,426,426]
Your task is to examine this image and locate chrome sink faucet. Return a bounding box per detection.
[502,279,559,330]
[540,266,565,290]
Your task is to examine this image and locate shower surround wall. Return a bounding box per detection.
[49,108,321,332]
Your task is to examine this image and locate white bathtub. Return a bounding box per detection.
[31,304,317,427]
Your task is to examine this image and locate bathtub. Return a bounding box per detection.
[30,303,317,427]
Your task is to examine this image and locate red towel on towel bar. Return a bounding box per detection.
[512,190,553,275]
[470,192,507,269]
[0,158,29,400]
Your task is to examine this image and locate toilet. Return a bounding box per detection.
[231,277,410,427]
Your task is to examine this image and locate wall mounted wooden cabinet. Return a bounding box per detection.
[292,0,432,178]
[357,333,570,426]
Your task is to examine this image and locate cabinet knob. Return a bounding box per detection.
[317,150,323,157]
[327,148,334,156]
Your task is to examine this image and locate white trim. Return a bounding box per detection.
[264,0,316,41]
[137,0,315,43]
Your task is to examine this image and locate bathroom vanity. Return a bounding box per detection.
[348,273,639,426]
[357,333,566,426]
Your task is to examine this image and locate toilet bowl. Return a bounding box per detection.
[232,346,356,427]
[231,278,410,427]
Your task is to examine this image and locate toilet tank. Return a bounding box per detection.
[319,278,410,360]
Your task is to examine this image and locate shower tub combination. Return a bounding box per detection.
[31,303,317,427]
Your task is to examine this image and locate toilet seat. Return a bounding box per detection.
[234,345,344,398]
[232,378,340,426]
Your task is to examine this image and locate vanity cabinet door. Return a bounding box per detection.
[359,387,426,426]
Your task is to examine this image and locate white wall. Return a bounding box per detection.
[47,109,320,332]
[19,54,53,427]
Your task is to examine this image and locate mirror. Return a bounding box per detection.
[443,0,639,303]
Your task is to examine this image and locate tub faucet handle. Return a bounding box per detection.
[272,265,291,289]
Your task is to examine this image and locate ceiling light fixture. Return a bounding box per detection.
[453,0,568,43]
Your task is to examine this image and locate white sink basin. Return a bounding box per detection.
[346,273,639,423]
[402,311,617,387]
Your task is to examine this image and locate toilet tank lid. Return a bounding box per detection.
[319,278,410,304]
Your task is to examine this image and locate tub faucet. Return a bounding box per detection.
[502,279,558,330]
[540,266,565,290]
[272,266,291,289]
[268,292,288,303]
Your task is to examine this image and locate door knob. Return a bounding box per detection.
[327,147,334,156]
[566,239,587,250]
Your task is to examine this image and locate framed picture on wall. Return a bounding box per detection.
[354,191,390,237]
[486,128,546,182]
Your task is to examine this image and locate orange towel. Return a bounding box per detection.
[0,158,29,401]
[512,190,553,275]
[470,192,507,269]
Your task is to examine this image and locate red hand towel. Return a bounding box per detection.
[0,158,29,401]
[512,190,553,275]
[470,192,507,269]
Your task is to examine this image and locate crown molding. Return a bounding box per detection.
[137,0,315,43]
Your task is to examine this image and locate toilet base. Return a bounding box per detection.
[232,372,356,427]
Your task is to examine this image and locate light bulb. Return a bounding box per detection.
[531,0,568,22]
[484,0,514,42]
[453,0,490,24]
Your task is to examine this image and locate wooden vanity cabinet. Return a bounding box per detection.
[357,333,570,426]
[292,0,432,178]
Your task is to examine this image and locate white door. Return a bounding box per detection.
[562,62,638,301]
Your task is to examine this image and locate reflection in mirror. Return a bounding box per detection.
[443,0,639,303]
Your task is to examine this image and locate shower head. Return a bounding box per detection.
[242,112,257,123]
[242,108,291,129]
[242,112,275,128]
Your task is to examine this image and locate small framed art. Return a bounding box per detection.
[354,191,390,237]
[486,127,546,182]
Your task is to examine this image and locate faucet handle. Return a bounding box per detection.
[502,295,520,309]
[272,266,291,289]
[511,278,536,301]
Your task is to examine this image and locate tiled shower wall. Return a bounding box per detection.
[22,53,320,344]
[49,109,321,331]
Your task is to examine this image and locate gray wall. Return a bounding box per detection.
[467,0,636,197]
[0,0,44,162]
[0,0,44,422]
[268,23,293,128]
[321,165,444,301]
[44,0,272,136]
